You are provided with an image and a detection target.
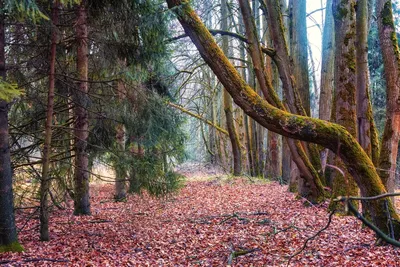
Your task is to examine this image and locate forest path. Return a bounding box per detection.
[2,173,400,266]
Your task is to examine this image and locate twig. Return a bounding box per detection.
[287,209,336,266]
[219,213,249,224]
[0,260,16,265]
[89,219,113,224]
[334,192,400,202]
[22,258,69,263]
[227,245,260,265]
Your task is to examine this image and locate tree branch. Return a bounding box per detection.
[168,102,229,135]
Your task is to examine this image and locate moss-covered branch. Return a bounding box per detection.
[165,0,400,237]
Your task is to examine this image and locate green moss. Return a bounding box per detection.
[381,1,395,27]
[0,241,24,253]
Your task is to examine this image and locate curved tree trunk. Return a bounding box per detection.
[377,0,400,200]
[74,0,91,215]
[0,5,23,251]
[165,0,400,237]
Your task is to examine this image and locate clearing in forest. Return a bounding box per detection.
[2,164,400,266]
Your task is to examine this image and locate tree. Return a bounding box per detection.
[73,0,90,215]
[329,0,359,210]
[221,0,242,176]
[40,0,60,241]
[377,0,400,198]
[319,0,334,176]
[165,0,400,238]
[0,4,22,252]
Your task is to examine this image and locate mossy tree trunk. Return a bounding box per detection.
[222,0,242,176]
[263,0,325,202]
[0,4,23,252]
[356,0,380,164]
[356,0,381,216]
[165,0,400,238]
[73,0,91,215]
[40,0,60,241]
[376,0,400,199]
[329,0,359,212]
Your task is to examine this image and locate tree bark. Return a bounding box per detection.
[289,0,310,116]
[114,77,127,201]
[40,0,60,241]
[329,0,359,211]
[356,0,380,164]
[165,0,400,237]
[73,0,90,215]
[319,0,335,176]
[377,0,400,199]
[0,2,23,251]
[222,0,242,175]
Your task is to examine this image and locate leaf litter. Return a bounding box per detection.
[2,168,400,266]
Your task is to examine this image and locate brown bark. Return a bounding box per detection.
[165,0,400,237]
[0,3,22,251]
[289,0,310,116]
[319,0,335,122]
[40,0,59,241]
[377,0,400,198]
[319,0,335,177]
[222,0,242,175]
[73,0,90,215]
[356,0,379,163]
[329,0,359,211]
[242,0,324,200]
[114,78,127,201]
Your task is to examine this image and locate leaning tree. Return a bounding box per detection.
[165,0,400,239]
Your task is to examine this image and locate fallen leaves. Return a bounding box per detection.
[2,174,400,266]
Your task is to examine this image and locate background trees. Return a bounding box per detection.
[166,0,400,238]
[2,0,400,253]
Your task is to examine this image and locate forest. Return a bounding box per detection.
[1,0,400,265]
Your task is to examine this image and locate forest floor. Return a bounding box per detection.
[2,163,400,266]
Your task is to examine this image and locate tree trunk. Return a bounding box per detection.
[356,0,380,163]
[165,0,400,237]
[114,78,127,201]
[377,0,400,200]
[262,0,325,201]
[0,4,23,252]
[289,0,310,116]
[329,0,359,212]
[40,0,59,241]
[73,0,90,215]
[221,0,242,175]
[319,0,335,176]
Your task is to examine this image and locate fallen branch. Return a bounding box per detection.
[340,200,400,247]
[22,258,69,263]
[219,213,249,224]
[227,246,260,265]
[334,192,400,202]
[89,219,113,224]
[287,209,336,266]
